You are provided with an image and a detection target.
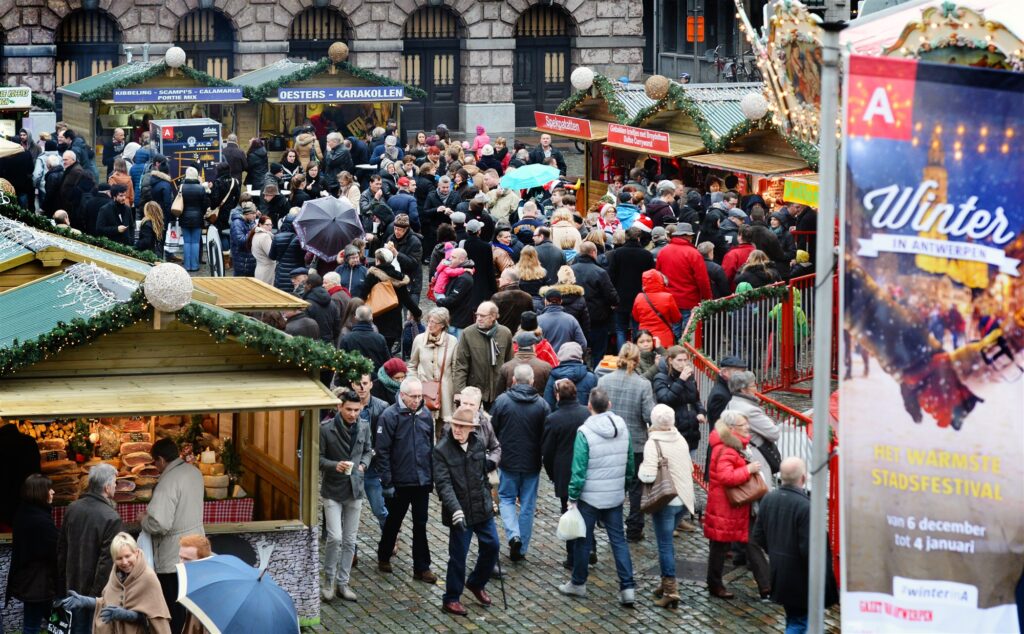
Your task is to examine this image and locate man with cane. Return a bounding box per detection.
[433,407,503,616]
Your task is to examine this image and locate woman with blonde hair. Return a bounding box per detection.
[734,249,781,290]
[550,208,581,254]
[540,265,590,335]
[338,171,360,209]
[108,157,134,207]
[60,532,171,634]
[515,245,548,300]
[134,201,165,256]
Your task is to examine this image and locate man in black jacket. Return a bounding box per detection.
[571,241,619,367]
[463,219,497,308]
[339,306,390,371]
[490,364,550,562]
[533,226,566,284]
[221,134,247,183]
[528,134,567,175]
[101,127,125,178]
[301,272,339,345]
[698,241,730,298]
[81,184,114,238]
[605,226,654,347]
[376,377,437,583]
[323,132,354,195]
[434,407,501,616]
[422,175,460,259]
[436,249,476,331]
[752,457,838,632]
[384,214,423,302]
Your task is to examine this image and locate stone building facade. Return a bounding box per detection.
[0,0,644,134]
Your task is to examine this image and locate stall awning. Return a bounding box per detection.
[684,152,808,176]
[532,120,610,143]
[604,133,705,159]
[0,370,338,418]
[191,277,308,311]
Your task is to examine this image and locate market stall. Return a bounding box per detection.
[56,49,246,172]
[0,260,369,629]
[229,44,423,163]
[532,111,609,208]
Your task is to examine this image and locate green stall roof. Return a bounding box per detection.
[57,61,233,102]
[229,58,426,102]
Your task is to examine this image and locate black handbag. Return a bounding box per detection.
[756,439,782,475]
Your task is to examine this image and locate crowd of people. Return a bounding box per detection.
[1,118,830,632]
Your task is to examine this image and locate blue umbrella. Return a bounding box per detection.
[294,196,363,261]
[176,554,299,634]
[499,163,560,190]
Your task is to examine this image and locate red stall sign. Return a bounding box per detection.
[606,123,672,155]
[533,112,593,139]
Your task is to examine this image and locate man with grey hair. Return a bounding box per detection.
[58,149,92,216]
[453,300,513,408]
[490,363,550,561]
[647,180,678,228]
[375,376,437,582]
[57,463,123,633]
[340,304,390,371]
[698,240,729,298]
[491,267,533,333]
[753,456,838,632]
[102,127,126,178]
[323,131,354,195]
[222,133,246,182]
[322,270,350,323]
[423,174,460,255]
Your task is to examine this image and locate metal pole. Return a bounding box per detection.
[808,21,843,634]
[653,0,660,77]
[691,0,701,83]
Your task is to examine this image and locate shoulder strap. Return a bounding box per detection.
[438,335,450,377]
[642,292,674,331]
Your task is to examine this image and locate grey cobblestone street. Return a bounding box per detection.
[316,475,840,633]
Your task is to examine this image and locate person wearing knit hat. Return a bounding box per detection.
[556,341,583,364]
[541,341,596,409]
[471,125,491,159]
[374,358,408,402]
[450,211,466,225]
[516,310,560,369]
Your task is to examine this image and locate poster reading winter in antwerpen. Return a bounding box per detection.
[840,54,1024,633]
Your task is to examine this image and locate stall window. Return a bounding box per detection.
[175,9,235,80]
[288,7,350,61]
[55,10,121,89]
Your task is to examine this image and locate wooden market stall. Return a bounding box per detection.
[56,60,246,169]
[0,264,369,626]
[229,54,423,164]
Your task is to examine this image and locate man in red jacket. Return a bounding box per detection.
[654,223,712,325]
[721,226,755,287]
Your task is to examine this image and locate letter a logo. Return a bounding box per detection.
[863,87,895,124]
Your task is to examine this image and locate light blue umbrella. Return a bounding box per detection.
[499,163,560,190]
[176,553,299,634]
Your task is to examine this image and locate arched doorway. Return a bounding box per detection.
[401,6,462,133]
[289,7,350,61]
[175,9,234,79]
[513,4,572,126]
[55,9,121,89]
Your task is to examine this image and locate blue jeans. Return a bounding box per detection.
[498,469,540,555]
[613,311,639,350]
[22,601,50,634]
[182,226,202,271]
[652,505,683,577]
[784,610,808,634]
[363,466,388,529]
[443,517,500,603]
[570,500,634,590]
[588,323,610,369]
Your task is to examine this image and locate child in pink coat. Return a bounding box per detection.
[471,125,491,159]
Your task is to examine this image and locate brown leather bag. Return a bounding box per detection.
[422,337,449,412]
[366,278,399,315]
[716,446,769,507]
[640,440,677,513]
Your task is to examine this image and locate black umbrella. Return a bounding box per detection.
[293,196,363,261]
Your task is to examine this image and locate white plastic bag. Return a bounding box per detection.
[556,506,586,541]
[137,529,155,566]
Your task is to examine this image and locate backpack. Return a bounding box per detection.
[137,170,154,208]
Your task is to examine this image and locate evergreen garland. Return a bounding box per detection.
[242,58,427,103]
[0,288,151,376]
[176,302,372,382]
[555,74,632,124]
[0,201,160,263]
[682,284,791,344]
[77,62,233,102]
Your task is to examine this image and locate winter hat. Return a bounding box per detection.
[651,226,668,242]
[686,190,702,206]
[425,135,438,147]
[557,342,583,363]
[397,176,411,188]
[514,331,540,348]
[385,135,398,147]
[379,157,394,171]
[544,288,562,302]
[472,192,489,205]
[44,140,58,152]
[476,125,486,135]
[375,248,394,264]
[382,358,408,378]
[719,355,747,370]
[795,249,810,264]
[393,213,411,228]
[450,211,466,225]
[122,142,140,162]
[270,162,284,174]
[736,281,754,294]
[481,144,494,156]
[618,192,632,204]
[520,311,538,332]
[771,211,789,224]
[109,184,128,196]
[710,192,725,204]
[240,201,258,214]
[461,141,471,150]
[466,219,483,234]
[385,146,399,161]
[633,215,653,233]
[656,180,676,195]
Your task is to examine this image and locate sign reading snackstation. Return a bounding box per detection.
[840,54,1024,633]
[275,86,405,103]
[533,112,593,139]
[112,87,244,103]
[606,123,671,155]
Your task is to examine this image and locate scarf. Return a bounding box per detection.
[426,329,446,346]
[94,551,171,634]
[492,241,515,256]
[377,365,402,392]
[480,324,500,366]
[334,414,354,458]
[771,225,786,238]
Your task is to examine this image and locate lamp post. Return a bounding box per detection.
[689,0,703,83]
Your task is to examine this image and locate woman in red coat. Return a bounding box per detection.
[632,269,683,348]
[704,411,771,599]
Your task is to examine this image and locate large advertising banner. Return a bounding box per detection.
[841,54,1024,632]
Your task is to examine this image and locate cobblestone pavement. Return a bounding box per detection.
[316,475,840,633]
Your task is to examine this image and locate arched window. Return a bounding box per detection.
[175,9,234,79]
[55,9,121,88]
[401,6,463,132]
[289,7,350,61]
[513,4,573,126]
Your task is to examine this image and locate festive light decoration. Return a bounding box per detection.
[328,42,350,63]
[241,58,426,103]
[143,263,193,312]
[570,67,595,91]
[683,284,792,344]
[165,46,187,69]
[882,4,1024,71]
[644,75,671,101]
[741,92,770,120]
[0,179,14,196]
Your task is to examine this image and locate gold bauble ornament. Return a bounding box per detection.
[645,75,671,100]
[328,42,350,63]
[0,178,14,196]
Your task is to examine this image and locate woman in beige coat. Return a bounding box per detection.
[638,404,696,610]
[250,214,276,286]
[408,307,458,426]
[295,131,322,170]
